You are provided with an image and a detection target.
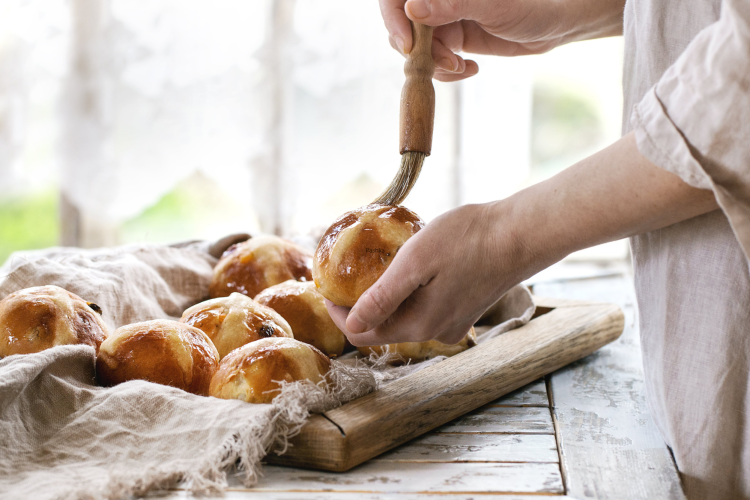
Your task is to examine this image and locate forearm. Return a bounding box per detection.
[556,0,626,43]
[501,132,718,270]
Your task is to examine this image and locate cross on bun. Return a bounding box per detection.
[313,204,476,361]
[0,285,109,357]
[180,292,292,359]
[312,204,424,308]
[96,319,219,396]
[209,337,331,404]
[254,280,346,358]
[209,235,313,299]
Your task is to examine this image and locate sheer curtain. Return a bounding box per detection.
[0,0,533,247]
[0,0,69,195]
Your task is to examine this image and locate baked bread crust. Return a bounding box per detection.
[358,327,478,363]
[209,235,313,299]
[313,204,424,307]
[255,280,345,358]
[96,319,219,396]
[180,292,292,359]
[0,285,109,357]
[209,337,331,404]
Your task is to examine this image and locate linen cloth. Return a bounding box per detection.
[625,0,750,497]
[0,241,534,500]
[0,241,378,500]
[1,345,278,499]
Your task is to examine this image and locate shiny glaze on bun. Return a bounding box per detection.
[0,285,109,357]
[180,292,292,359]
[313,204,424,307]
[209,235,313,299]
[209,337,331,404]
[255,280,345,357]
[96,319,219,396]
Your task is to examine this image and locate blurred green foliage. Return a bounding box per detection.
[120,172,253,245]
[0,190,59,266]
[120,181,202,244]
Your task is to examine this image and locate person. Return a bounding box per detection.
[325,0,750,498]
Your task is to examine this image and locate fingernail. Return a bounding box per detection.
[395,36,406,54]
[437,57,459,72]
[406,0,431,19]
[347,311,368,333]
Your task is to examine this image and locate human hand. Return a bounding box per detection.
[325,133,719,347]
[325,202,546,346]
[380,0,625,82]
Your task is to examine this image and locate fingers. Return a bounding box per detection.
[339,275,440,347]
[323,268,437,348]
[404,0,497,25]
[340,275,476,347]
[380,0,413,54]
[459,21,527,56]
[432,36,463,72]
[380,2,482,80]
[325,299,352,333]
[341,288,436,347]
[346,244,427,334]
[434,21,555,58]
[431,37,479,81]
[434,59,479,82]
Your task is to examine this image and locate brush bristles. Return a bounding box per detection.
[372,151,425,206]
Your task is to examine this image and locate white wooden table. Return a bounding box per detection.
[159,262,685,499]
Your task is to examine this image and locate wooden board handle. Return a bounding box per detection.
[399,22,435,156]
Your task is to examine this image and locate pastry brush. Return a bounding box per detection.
[373,21,435,206]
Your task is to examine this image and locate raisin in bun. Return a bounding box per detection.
[0,285,109,357]
[358,327,477,363]
[209,235,313,299]
[96,319,219,396]
[313,204,424,307]
[209,337,331,404]
[254,280,345,358]
[180,292,292,359]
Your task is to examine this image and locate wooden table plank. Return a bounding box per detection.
[488,378,548,407]
[375,432,558,463]
[537,273,685,500]
[436,406,554,434]
[244,462,565,494]
[154,492,575,499]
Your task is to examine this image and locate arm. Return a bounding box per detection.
[630,0,750,260]
[327,132,718,346]
[380,0,626,82]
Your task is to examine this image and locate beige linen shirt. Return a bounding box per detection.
[625,0,750,497]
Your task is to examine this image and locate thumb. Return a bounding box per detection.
[404,0,492,25]
[346,247,427,334]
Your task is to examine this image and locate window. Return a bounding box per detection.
[0,0,625,264]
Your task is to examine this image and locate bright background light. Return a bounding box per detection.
[0,0,625,264]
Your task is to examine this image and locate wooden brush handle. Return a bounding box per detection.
[399,22,435,156]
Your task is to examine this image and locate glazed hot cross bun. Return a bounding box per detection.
[0,285,109,357]
[180,292,292,359]
[210,235,313,299]
[96,319,219,396]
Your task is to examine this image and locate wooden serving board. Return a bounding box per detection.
[266,296,624,472]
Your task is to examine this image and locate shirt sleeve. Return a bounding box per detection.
[631,0,750,259]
